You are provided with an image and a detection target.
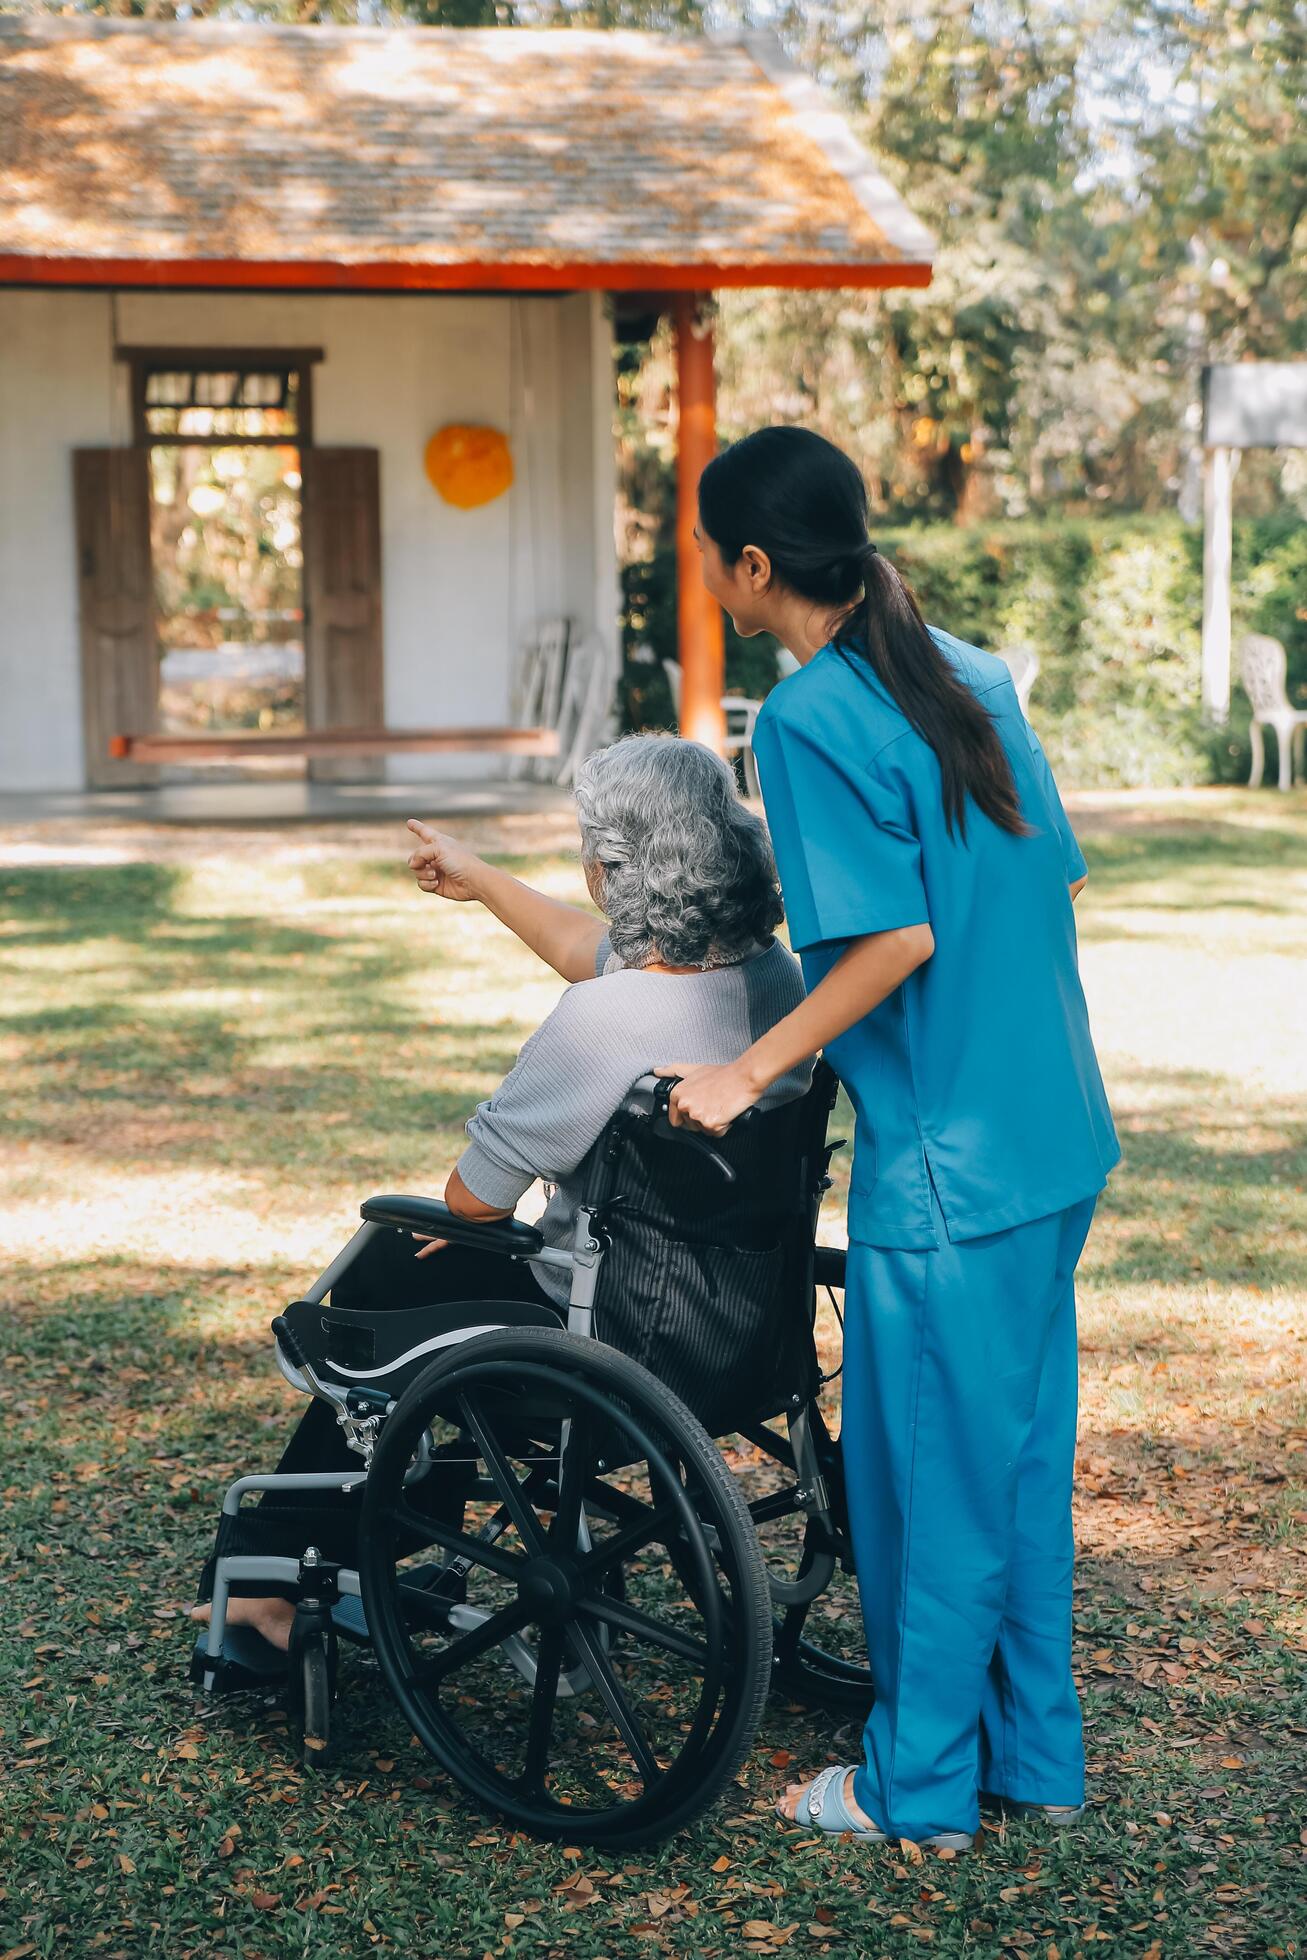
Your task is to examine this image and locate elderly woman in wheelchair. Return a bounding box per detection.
[191,734,856,1846]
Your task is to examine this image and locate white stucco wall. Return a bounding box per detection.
[0,291,120,790]
[0,286,617,791]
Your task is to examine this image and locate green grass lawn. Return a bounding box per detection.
[2,790,1304,1959]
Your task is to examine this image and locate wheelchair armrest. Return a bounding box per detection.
[813,1244,847,1291]
[359,1194,545,1260]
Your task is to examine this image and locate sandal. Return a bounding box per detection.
[777,1765,974,1852]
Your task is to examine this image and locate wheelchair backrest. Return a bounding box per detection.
[594,1061,841,1256]
[585,1062,841,1434]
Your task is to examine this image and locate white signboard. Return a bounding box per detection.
[1203,364,1307,449]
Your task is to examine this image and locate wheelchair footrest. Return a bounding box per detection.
[190,1626,290,1696]
[325,1562,466,1651]
[330,1595,370,1644]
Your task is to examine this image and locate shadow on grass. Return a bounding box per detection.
[1096,1079,1307,1288]
[0,861,185,926]
[4,997,515,1124]
[2,854,533,1174]
[1081,822,1307,914]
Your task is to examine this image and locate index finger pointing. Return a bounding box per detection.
[406,817,435,842]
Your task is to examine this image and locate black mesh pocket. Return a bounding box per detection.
[596,1225,817,1437]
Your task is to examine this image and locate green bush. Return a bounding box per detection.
[622,508,1306,789]
[889,521,1214,795]
[879,513,1307,787]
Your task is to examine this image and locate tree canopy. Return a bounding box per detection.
[27,0,1304,521]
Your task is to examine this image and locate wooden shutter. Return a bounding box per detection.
[301,448,384,782]
[73,448,157,788]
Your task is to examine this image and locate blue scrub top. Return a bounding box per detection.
[752,627,1120,1250]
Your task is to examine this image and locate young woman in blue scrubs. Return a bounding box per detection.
[658,426,1120,1852]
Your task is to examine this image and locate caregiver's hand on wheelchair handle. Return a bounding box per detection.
[655,1059,764,1137]
[406,818,485,903]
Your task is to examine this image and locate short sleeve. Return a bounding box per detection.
[1025,722,1087,883]
[752,706,930,953]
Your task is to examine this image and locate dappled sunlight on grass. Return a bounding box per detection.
[1,790,1303,1957]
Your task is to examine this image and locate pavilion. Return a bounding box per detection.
[0,19,934,795]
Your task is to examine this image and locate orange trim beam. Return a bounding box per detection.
[108,726,560,765]
[674,293,726,757]
[0,257,932,295]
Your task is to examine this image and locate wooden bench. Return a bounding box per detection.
[108,725,560,765]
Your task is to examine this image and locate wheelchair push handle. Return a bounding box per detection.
[271,1314,345,1410]
[271,1313,310,1374]
[621,1073,758,1186]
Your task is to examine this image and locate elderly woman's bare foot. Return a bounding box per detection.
[190,1596,296,1653]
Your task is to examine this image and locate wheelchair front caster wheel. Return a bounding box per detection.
[288,1616,338,1770]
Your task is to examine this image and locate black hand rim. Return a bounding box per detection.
[360,1351,747,1840]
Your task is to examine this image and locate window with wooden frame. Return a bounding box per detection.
[118,346,322,446]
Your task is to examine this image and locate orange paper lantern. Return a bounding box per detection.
[425,424,514,509]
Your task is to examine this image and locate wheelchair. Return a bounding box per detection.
[192,1062,869,1847]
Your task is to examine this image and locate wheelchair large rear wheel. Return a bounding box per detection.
[358,1328,773,1847]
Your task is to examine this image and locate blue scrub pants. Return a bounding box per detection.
[841,1189,1096,1840]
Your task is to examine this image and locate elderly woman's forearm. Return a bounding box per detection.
[444,1164,513,1220]
[471,861,606,982]
[741,926,934,1093]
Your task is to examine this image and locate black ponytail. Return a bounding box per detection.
[698,427,1027,841]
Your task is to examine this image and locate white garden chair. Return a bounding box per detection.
[1239,632,1307,792]
[663,658,775,798]
[998,644,1041,719]
[553,633,615,787]
[510,618,570,780]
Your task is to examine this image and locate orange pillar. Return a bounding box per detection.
[674,292,726,753]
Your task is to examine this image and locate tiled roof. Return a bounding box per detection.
[0,20,934,288]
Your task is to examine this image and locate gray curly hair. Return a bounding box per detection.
[573,734,784,969]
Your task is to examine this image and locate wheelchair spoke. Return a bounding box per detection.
[457,1392,549,1555]
[550,1413,590,1548]
[520,1622,566,1793]
[576,1496,680,1579]
[576,1592,709,1668]
[565,1620,662,1788]
[386,1499,526,1582]
[356,1327,790,1839]
[407,1597,533,1690]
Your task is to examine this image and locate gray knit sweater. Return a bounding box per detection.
[456,935,812,1305]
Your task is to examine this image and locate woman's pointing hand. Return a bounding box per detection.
[406,818,485,903]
